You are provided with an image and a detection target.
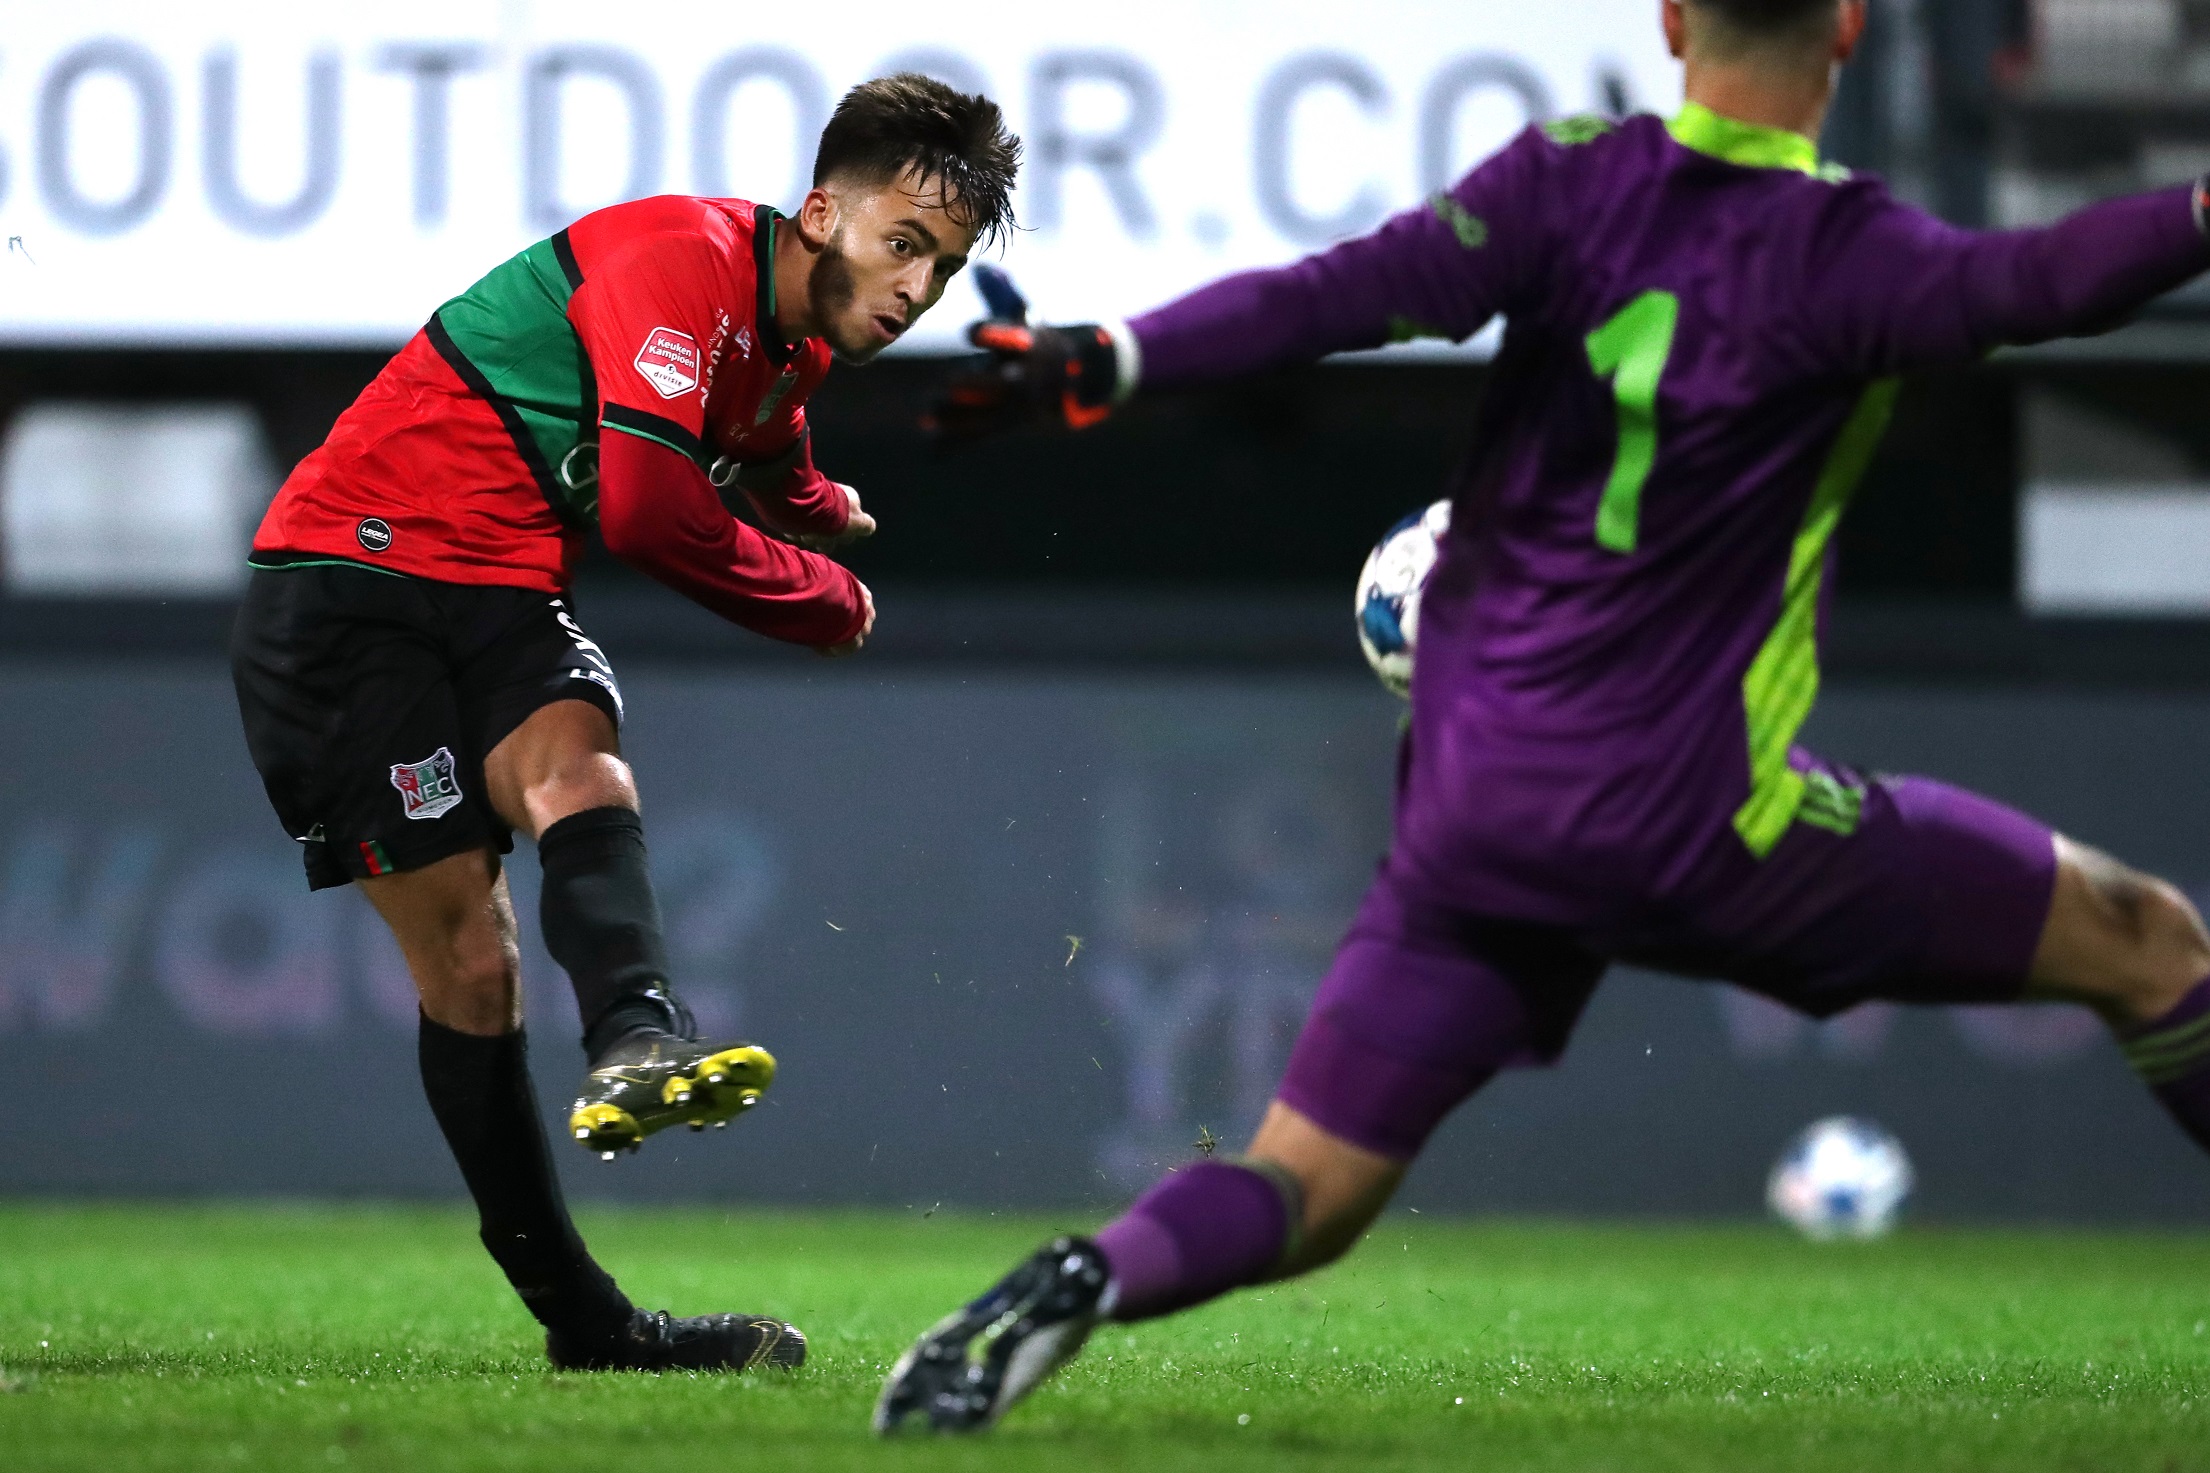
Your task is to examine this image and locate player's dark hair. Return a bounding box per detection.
[1691,0,1843,50]
[813,74,1022,250]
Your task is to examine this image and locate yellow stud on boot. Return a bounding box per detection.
[569,1102,642,1155]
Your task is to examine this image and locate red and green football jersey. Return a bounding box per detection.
[254,196,832,592]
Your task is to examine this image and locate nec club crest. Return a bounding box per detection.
[391,747,464,821]
[634,326,701,399]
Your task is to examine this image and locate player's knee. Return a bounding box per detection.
[456,930,519,992]
[2060,845,2209,1018]
[421,927,518,1032]
[527,754,638,831]
[2089,856,2201,952]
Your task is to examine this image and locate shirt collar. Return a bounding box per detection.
[1667,101,1821,176]
[752,203,797,366]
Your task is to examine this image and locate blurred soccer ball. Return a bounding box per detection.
[1767,1117,1915,1241]
[1356,500,1452,699]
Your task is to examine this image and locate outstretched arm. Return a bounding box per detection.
[1125,183,1530,390]
[1806,182,2210,373]
[934,127,1556,438]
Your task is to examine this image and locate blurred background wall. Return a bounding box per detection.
[3,0,2210,1221]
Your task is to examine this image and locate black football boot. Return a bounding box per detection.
[547,1308,806,1373]
[567,1033,776,1158]
[874,1236,1113,1433]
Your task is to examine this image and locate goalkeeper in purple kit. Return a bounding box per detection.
[878,0,2210,1434]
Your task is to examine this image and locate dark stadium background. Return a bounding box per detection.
[6,0,2210,1226]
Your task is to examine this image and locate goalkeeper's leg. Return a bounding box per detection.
[877,871,1600,1433]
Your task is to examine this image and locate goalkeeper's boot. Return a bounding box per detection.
[567,1030,776,1159]
[874,1236,1112,1434]
[547,1308,806,1374]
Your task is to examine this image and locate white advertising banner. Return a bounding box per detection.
[0,1,1678,349]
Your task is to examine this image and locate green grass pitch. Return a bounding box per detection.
[1,1205,2206,1471]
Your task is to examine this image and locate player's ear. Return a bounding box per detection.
[1662,0,1689,61]
[1834,0,1869,64]
[791,186,838,250]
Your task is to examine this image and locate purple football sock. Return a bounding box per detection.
[2120,976,2210,1154]
[1092,1160,1295,1323]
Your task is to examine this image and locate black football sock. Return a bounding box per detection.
[418,1016,633,1342]
[537,806,693,1059]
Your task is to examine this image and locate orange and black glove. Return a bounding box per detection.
[929,266,1126,445]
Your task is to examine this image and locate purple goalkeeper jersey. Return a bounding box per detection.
[1129,105,2210,925]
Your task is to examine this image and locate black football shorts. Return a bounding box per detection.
[231,561,625,891]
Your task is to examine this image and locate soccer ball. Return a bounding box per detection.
[1355,500,1452,698]
[1767,1117,1915,1241]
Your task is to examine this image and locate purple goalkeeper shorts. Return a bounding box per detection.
[1277,761,2059,1161]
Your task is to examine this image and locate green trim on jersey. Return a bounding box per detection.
[246,553,412,579]
[1668,103,1824,178]
[601,402,709,463]
[759,211,779,321]
[1732,378,1900,858]
[431,232,600,526]
[1796,768,1867,839]
[1428,193,1490,250]
[1543,115,1616,147]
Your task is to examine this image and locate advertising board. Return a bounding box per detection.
[0,1,1677,347]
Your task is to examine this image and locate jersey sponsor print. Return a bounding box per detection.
[634,327,701,399]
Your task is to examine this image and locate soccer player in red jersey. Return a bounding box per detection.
[231,76,1019,1372]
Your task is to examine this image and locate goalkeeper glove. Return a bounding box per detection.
[929,265,1133,444]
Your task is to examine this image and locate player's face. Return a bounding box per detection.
[807,169,979,363]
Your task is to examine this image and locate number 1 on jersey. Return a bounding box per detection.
[1585,290,1680,554]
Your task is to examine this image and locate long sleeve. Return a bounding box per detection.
[597,431,866,648]
[1128,127,1556,390]
[1800,183,2210,374]
[724,427,852,543]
